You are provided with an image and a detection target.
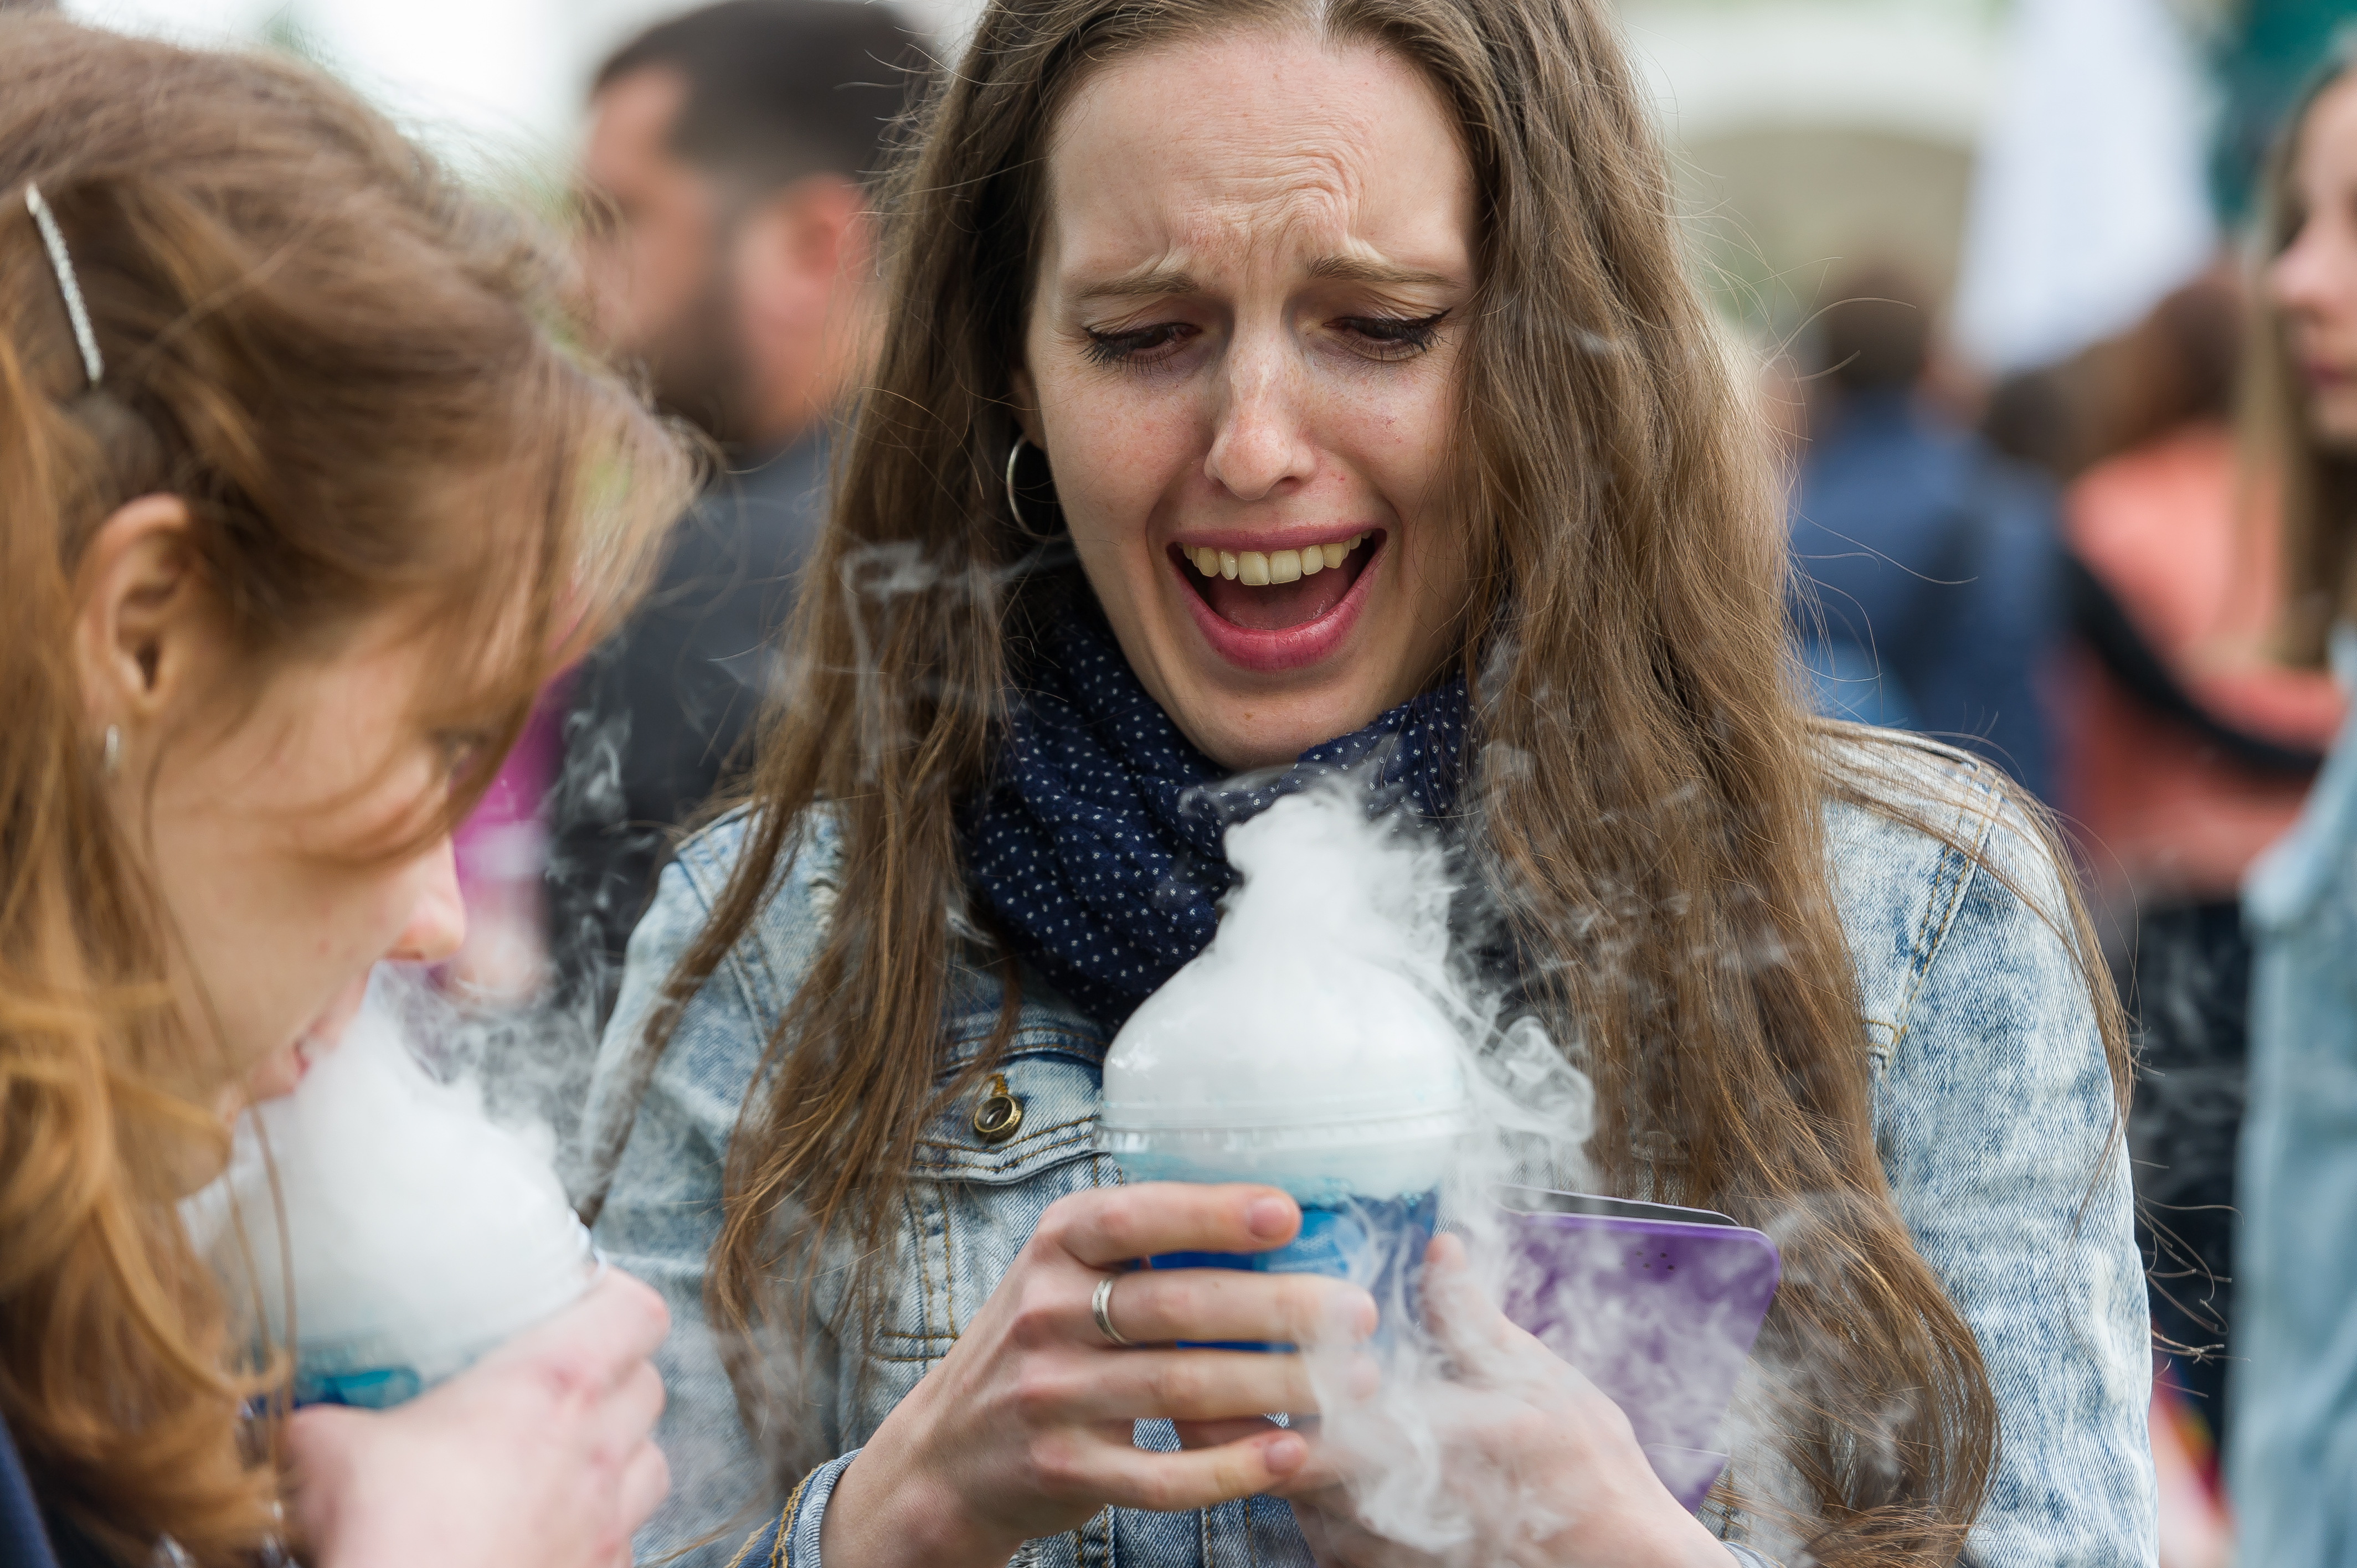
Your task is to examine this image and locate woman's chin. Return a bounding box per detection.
[235,972,373,1109]
[1164,675,1395,773]
[238,1041,310,1107]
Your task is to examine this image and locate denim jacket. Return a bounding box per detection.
[582,733,2155,1568]
[2230,627,2357,1567]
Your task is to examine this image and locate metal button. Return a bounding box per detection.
[973,1073,1024,1144]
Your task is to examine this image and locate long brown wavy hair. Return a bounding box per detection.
[2250,42,2357,667]
[0,17,687,1564]
[657,0,2128,1558]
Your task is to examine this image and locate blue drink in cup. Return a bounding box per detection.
[197,1004,604,1407]
[1093,788,1471,1345]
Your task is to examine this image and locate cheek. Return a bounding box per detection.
[2314,388,2357,446]
[1352,375,1463,577]
[1050,393,1193,512]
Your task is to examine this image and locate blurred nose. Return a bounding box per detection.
[1204,334,1317,503]
[2272,221,2348,324]
[388,839,467,966]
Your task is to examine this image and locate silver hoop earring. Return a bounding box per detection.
[100,724,121,780]
[1005,436,1036,531]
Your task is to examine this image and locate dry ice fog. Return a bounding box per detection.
[190,774,1820,1556]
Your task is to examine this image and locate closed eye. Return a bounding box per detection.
[1336,310,1449,359]
[1081,322,1197,367]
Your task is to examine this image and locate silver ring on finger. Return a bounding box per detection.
[1091,1271,1135,1348]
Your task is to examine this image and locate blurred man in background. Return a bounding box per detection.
[549,0,925,1018]
[1788,267,2064,801]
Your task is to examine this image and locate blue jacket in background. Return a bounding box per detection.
[1790,389,2064,803]
[1,1415,60,1568]
[2231,626,2357,1566]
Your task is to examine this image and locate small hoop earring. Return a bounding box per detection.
[1005,436,1036,532]
[100,724,121,780]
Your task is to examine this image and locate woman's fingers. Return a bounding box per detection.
[1421,1232,1562,1390]
[1419,1232,1505,1347]
[1171,1415,1288,1450]
[1030,1345,1330,1423]
[1069,1425,1309,1512]
[615,1435,672,1540]
[1100,1266,1376,1348]
[1252,1432,1356,1497]
[1169,1418,1353,1493]
[1044,1183,1300,1269]
[594,1359,667,1457]
[1291,1495,1424,1568]
[484,1267,671,1391]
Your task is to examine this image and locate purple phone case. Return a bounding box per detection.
[1495,1187,1781,1513]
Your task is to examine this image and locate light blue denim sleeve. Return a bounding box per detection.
[1856,795,2157,1567]
[714,1451,858,1568]
[581,816,848,1567]
[2229,663,2357,1568]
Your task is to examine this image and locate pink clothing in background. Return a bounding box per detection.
[2059,423,2346,906]
[447,675,571,999]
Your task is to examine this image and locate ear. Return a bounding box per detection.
[73,494,214,738]
[736,174,871,316]
[1008,366,1044,448]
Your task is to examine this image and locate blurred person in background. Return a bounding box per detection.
[2049,273,2343,1482]
[1788,268,2065,801]
[2231,38,2357,1568]
[546,0,927,1022]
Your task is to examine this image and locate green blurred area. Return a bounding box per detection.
[2212,0,2356,222]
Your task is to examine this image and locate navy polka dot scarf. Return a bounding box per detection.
[960,606,1468,1031]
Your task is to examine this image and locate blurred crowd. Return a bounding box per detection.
[284,0,2357,1564]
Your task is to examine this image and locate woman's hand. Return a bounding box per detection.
[1262,1235,1728,1568]
[820,1183,1379,1568]
[284,1268,671,1568]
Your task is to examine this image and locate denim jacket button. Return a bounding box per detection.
[973,1073,1025,1143]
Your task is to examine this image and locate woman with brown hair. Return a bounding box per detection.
[581,0,2156,1561]
[2227,37,2357,1568]
[0,16,692,1568]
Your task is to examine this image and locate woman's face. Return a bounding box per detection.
[1015,29,1477,770]
[2273,73,2357,448]
[82,502,469,1110]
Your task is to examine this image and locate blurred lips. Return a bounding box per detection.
[1171,531,1382,674]
[244,973,372,1107]
[2306,356,2357,391]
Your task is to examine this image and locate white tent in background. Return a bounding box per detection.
[1952,0,2217,376]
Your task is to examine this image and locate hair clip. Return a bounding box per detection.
[25,183,104,388]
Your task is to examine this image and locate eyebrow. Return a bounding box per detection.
[1067,254,1458,306]
[1071,266,1199,305]
[1306,255,1457,288]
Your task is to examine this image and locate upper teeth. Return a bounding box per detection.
[1191,534,1368,585]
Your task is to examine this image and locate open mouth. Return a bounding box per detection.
[1170,532,1380,633]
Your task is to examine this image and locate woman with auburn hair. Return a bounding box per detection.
[581,0,2155,1561]
[0,17,691,1568]
[2229,40,2357,1568]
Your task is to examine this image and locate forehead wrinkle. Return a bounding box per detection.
[1059,211,1457,306]
[1042,34,1471,306]
[1056,184,1365,303]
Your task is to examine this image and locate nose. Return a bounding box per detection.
[388,838,467,966]
[2271,216,2349,325]
[1204,334,1318,503]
